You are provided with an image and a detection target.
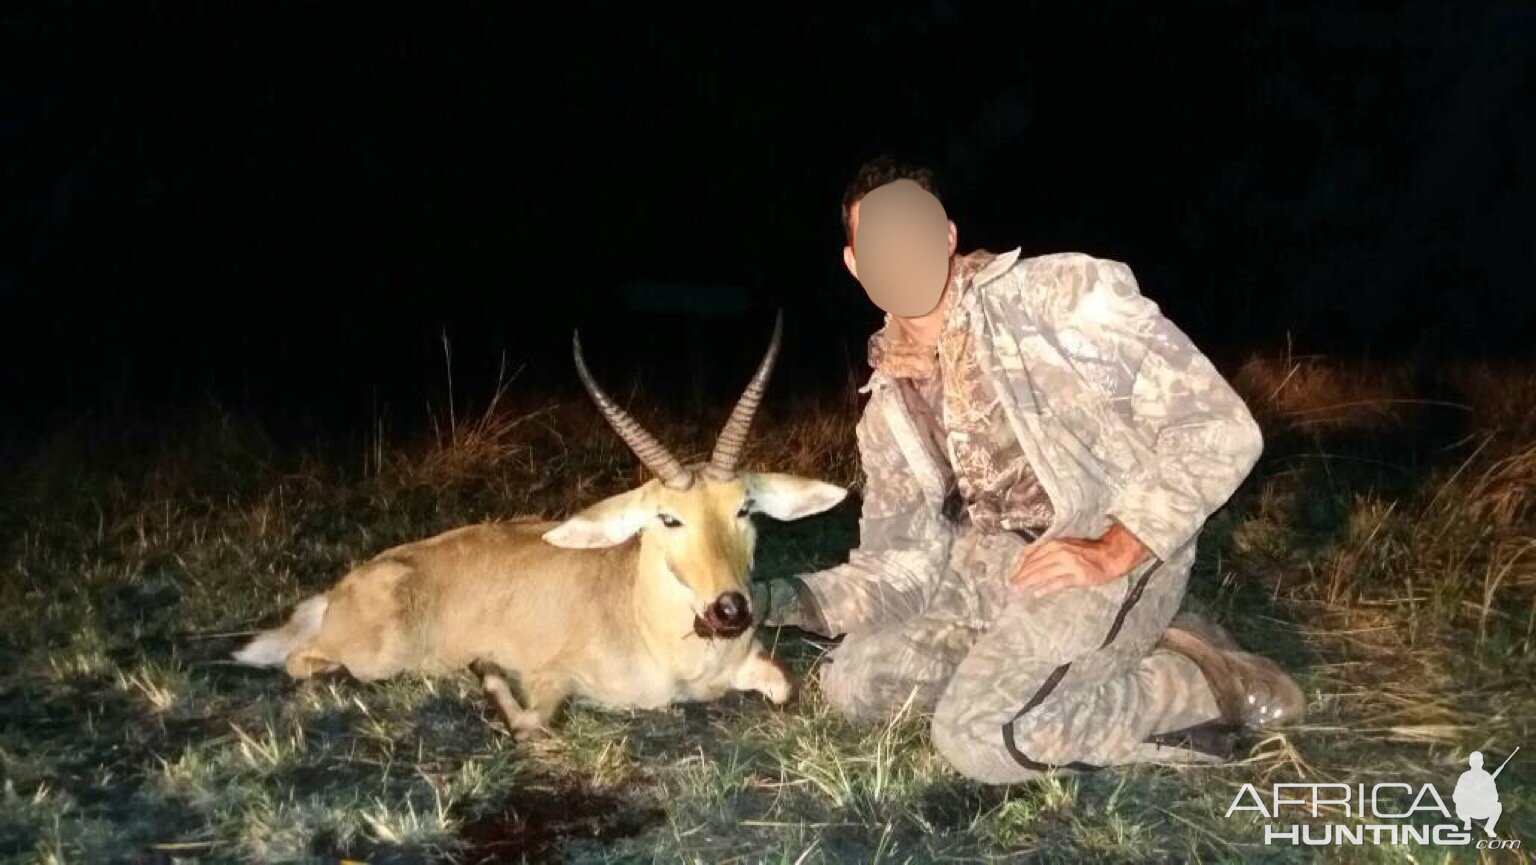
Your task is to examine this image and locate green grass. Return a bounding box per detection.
[2,353,1534,863]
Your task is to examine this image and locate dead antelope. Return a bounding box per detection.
[232,313,847,738]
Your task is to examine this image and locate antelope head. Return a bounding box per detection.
[543,312,847,639]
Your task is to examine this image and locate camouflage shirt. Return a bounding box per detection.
[869,250,1055,537]
[802,249,1265,638]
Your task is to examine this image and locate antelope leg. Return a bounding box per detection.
[470,659,526,732]
[732,648,794,705]
[512,671,573,739]
[470,660,570,740]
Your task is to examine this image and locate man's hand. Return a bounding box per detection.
[1010,521,1151,598]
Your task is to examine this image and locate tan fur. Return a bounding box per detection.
[240,470,844,739]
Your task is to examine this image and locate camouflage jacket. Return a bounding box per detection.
[801,249,1265,638]
[872,251,1056,538]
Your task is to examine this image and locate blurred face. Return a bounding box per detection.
[842,180,958,318]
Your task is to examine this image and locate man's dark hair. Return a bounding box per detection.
[840,155,941,244]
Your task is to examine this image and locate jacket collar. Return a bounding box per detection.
[971,246,1022,287]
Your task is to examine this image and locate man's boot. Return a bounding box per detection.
[1157,610,1306,730]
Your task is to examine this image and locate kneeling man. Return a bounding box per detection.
[756,156,1305,784]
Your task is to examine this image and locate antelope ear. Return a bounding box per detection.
[746,473,848,521]
[542,488,648,548]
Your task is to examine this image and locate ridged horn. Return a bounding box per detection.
[704,310,784,481]
[572,331,692,489]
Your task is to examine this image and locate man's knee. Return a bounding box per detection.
[819,627,957,724]
[819,645,873,720]
[818,633,900,723]
[931,716,1011,784]
[932,700,1065,784]
[931,671,1095,785]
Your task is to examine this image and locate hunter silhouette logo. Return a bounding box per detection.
[1455,748,1515,838]
[1226,746,1522,850]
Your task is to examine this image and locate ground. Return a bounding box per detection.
[2,351,1533,863]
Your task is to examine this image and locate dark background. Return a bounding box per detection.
[3,3,1533,451]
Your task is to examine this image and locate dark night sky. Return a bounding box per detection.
[2,3,1533,446]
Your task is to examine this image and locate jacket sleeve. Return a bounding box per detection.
[797,387,952,637]
[1039,255,1264,561]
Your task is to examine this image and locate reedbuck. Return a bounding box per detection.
[233,313,846,738]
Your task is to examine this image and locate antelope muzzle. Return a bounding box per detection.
[693,590,752,640]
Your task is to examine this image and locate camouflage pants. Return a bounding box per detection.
[819,527,1225,784]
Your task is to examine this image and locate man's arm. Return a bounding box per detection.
[761,389,951,637]
[1057,256,1264,561]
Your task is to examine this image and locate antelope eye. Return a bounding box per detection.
[736,501,753,518]
[658,513,682,528]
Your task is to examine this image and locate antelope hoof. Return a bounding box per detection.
[501,711,551,742]
[512,725,550,743]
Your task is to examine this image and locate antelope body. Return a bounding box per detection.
[233,315,846,738]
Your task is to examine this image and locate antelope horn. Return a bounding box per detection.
[704,310,783,481]
[571,331,692,489]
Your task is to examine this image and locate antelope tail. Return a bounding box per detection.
[231,594,329,667]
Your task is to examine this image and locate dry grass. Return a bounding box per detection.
[0,351,1533,863]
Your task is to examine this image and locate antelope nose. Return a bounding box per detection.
[711,591,751,628]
